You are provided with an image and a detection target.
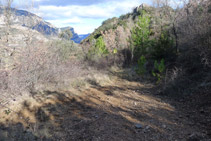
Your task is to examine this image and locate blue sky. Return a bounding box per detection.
[14,0,152,34]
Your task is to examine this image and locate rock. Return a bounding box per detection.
[200,109,205,114]
[187,133,204,141]
[135,124,143,129]
[145,125,150,130]
[143,125,151,133]
[162,124,167,128]
[186,114,190,118]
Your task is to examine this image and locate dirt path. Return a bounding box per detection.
[0,75,210,141]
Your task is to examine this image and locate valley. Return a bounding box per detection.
[0,0,210,141]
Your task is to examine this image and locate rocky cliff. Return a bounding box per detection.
[0,7,87,43]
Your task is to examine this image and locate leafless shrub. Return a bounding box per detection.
[0,0,85,97]
[9,43,51,93]
[1,0,13,43]
[164,67,183,86]
[0,41,84,96]
[152,0,211,68]
[162,66,193,96]
[178,0,211,67]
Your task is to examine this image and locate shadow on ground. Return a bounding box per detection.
[0,72,210,141]
[110,67,211,139]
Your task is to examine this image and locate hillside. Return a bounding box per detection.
[0,1,211,141]
[81,1,211,138]
[0,6,57,36]
[81,4,149,50]
[82,3,176,52]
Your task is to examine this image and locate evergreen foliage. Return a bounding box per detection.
[152,59,165,82]
[136,55,147,75]
[88,36,109,59]
[131,10,152,61]
[130,10,172,82]
[94,36,109,56]
[152,31,175,61]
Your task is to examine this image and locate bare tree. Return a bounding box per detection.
[152,0,184,53]
[182,0,211,67]
[1,0,13,43]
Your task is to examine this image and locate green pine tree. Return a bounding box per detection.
[130,10,152,61]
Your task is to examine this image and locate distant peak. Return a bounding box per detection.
[61,26,73,29]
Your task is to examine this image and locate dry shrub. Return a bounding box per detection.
[0,70,8,91]
[162,67,188,97]
[0,40,83,96]
[8,43,56,93]
[177,0,211,67]
[160,0,211,97]
[0,0,84,98]
[85,48,132,71]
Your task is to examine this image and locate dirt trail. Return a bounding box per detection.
[0,75,210,141]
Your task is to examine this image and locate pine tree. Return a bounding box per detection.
[130,10,152,61]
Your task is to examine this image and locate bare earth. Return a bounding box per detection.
[0,72,210,141]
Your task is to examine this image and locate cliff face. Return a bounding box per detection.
[59,27,81,43]
[0,7,87,43]
[0,7,58,36]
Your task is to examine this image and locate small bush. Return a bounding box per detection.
[152,31,175,61]
[87,36,109,60]
[136,55,147,75]
[53,40,82,61]
[152,59,165,82]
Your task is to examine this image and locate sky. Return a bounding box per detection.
[13,0,152,34]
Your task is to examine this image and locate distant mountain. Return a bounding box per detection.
[0,6,58,36]
[59,27,90,43]
[0,7,82,43]
[59,27,82,43]
[79,34,90,41]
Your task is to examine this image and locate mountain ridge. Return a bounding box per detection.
[0,7,88,43]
